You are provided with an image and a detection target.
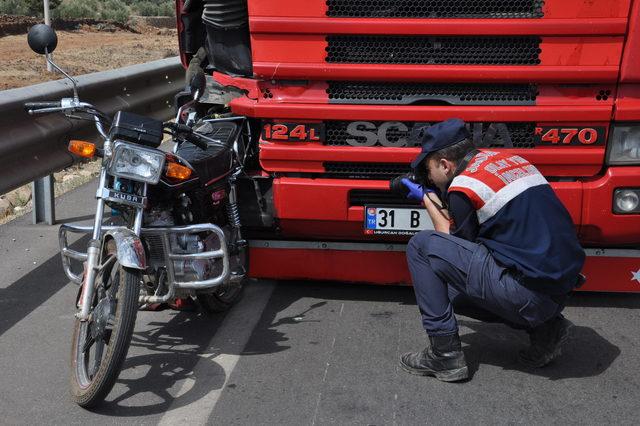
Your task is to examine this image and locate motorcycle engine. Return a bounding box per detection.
[171,232,223,282]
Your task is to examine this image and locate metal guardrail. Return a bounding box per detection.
[0,57,184,196]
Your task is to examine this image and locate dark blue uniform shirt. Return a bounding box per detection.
[447,187,585,295]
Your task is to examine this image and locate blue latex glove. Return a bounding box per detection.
[401,178,435,201]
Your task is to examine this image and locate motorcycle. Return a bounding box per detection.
[25,24,250,407]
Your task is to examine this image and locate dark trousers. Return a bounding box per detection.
[406,230,563,336]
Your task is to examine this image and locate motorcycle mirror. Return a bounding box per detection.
[27,24,58,55]
[27,24,79,101]
[188,71,206,101]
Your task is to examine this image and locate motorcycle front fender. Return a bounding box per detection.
[102,227,147,270]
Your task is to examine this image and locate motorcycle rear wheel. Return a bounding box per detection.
[70,258,140,408]
[197,243,247,313]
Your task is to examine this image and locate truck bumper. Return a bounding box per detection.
[249,241,640,293]
[248,167,640,291]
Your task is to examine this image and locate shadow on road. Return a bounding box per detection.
[459,319,620,381]
[49,280,630,415]
[92,311,229,416]
[0,235,88,337]
[240,281,624,383]
[567,291,640,309]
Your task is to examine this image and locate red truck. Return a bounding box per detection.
[176,0,640,292]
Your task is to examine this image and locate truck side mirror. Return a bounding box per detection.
[27,24,58,55]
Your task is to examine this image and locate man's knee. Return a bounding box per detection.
[407,230,437,260]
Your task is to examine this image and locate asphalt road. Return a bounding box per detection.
[1,180,639,425]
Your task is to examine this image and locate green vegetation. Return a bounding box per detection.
[0,0,176,23]
[133,1,175,16]
[0,0,29,15]
[27,0,63,15]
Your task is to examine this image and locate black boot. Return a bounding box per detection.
[400,333,469,382]
[518,315,573,368]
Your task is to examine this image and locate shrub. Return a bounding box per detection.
[0,0,29,15]
[0,0,63,17]
[132,0,175,17]
[56,0,100,20]
[134,1,159,16]
[25,0,63,15]
[11,0,175,22]
[100,0,131,23]
[157,1,175,17]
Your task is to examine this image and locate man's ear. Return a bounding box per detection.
[440,158,454,173]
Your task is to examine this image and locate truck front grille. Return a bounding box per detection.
[326,0,545,19]
[327,82,538,105]
[325,121,536,148]
[324,162,411,179]
[350,189,421,206]
[325,35,542,65]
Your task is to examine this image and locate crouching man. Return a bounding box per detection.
[400,118,585,382]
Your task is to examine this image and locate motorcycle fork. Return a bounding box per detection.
[77,168,146,321]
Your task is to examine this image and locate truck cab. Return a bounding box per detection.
[176,0,640,292]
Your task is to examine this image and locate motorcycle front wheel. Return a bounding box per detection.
[70,257,140,408]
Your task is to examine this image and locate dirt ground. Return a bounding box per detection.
[0,20,180,91]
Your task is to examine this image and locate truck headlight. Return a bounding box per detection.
[613,189,640,214]
[606,124,640,165]
[108,141,165,184]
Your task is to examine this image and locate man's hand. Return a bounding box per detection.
[401,178,435,201]
[401,179,451,233]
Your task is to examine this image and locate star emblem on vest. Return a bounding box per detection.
[632,269,640,284]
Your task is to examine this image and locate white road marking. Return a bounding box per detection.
[311,336,337,426]
[158,280,276,425]
[392,318,402,426]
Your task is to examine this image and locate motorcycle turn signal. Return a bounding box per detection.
[165,161,193,181]
[68,140,96,159]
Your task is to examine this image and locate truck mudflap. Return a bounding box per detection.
[248,241,640,293]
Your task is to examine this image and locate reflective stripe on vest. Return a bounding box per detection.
[449,151,549,224]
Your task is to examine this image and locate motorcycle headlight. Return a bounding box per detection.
[606,124,640,165]
[108,141,165,184]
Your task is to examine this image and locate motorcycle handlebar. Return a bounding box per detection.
[168,122,209,151]
[24,101,61,111]
[184,132,210,150]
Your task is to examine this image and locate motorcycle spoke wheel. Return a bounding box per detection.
[70,257,140,408]
[89,333,105,379]
[81,330,95,354]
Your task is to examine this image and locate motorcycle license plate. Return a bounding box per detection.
[364,206,433,236]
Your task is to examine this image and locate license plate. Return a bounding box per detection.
[102,188,145,208]
[364,206,433,236]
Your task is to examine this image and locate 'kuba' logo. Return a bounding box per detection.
[345,121,515,148]
[110,191,141,203]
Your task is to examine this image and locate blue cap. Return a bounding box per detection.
[410,118,470,169]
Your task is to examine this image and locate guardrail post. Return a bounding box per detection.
[32,175,55,225]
